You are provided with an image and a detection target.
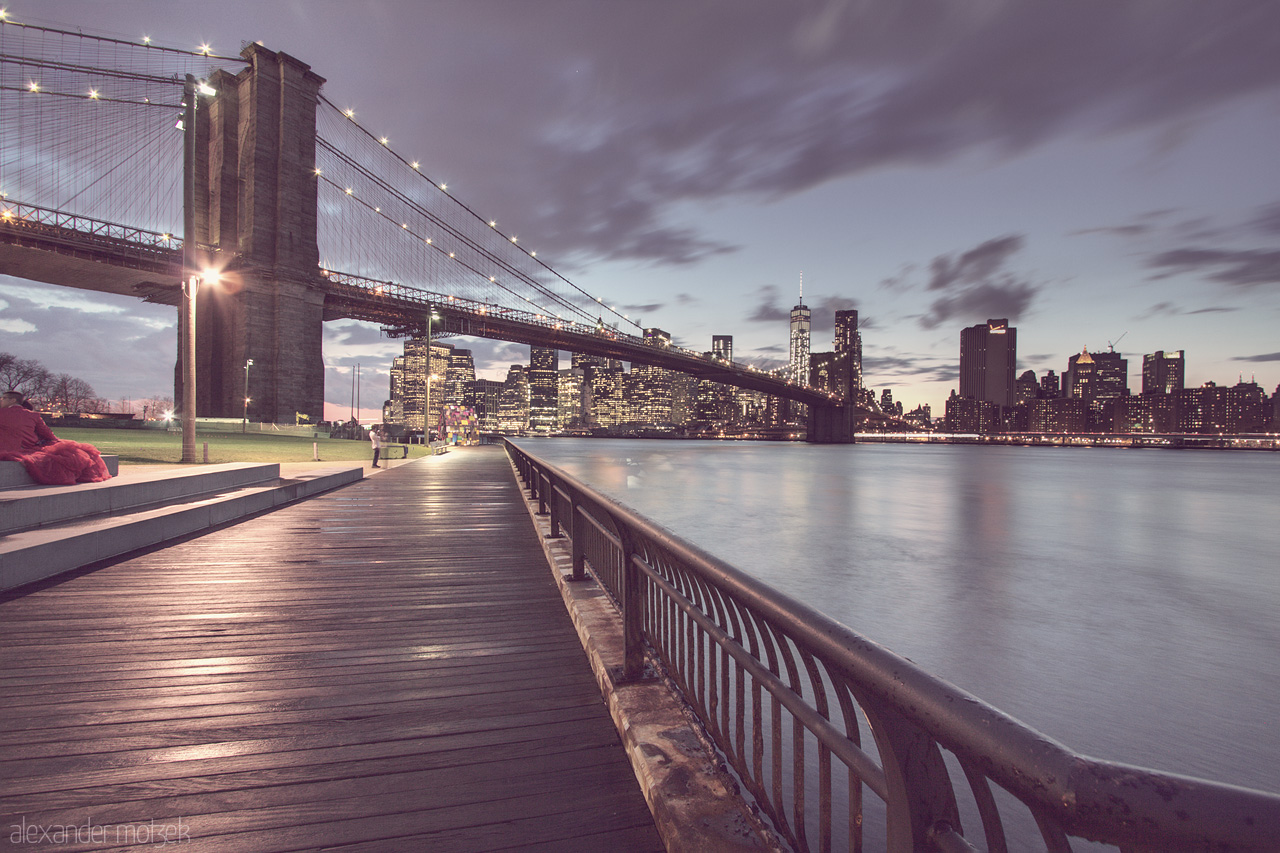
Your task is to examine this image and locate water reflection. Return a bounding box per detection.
[519,438,1280,793]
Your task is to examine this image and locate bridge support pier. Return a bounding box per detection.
[807,403,857,444]
[184,43,327,424]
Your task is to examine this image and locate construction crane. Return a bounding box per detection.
[1107,331,1128,353]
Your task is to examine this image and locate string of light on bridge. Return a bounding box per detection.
[315,96,643,334]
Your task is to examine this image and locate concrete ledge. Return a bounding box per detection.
[0,454,118,489]
[0,463,280,535]
[512,467,783,853]
[0,466,362,592]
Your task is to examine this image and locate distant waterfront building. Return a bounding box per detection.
[444,349,476,408]
[1142,350,1185,395]
[1040,369,1060,399]
[472,378,503,431]
[1065,347,1128,406]
[557,367,586,430]
[528,346,559,432]
[499,365,529,431]
[712,335,733,364]
[631,329,675,425]
[1015,369,1039,405]
[833,309,862,400]
[789,286,811,387]
[394,336,451,433]
[959,318,1017,410]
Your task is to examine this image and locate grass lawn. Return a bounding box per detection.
[51,427,433,465]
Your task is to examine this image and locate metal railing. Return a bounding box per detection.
[0,199,185,255]
[506,439,1280,852]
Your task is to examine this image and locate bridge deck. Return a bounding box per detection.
[0,447,663,852]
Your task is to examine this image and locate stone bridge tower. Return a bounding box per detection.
[187,43,326,424]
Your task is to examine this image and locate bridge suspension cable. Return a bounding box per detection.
[0,14,245,237]
[313,96,642,334]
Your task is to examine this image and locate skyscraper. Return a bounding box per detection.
[959,318,1017,409]
[789,282,811,387]
[528,347,559,432]
[712,335,733,364]
[1065,347,1127,408]
[833,309,862,400]
[1142,350,1185,395]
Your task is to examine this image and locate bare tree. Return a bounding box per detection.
[0,352,52,399]
[39,374,103,413]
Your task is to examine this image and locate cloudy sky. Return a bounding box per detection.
[2,1,1278,420]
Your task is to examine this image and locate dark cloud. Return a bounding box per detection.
[621,302,664,313]
[918,280,1039,330]
[1249,202,1280,236]
[927,235,1024,291]
[910,235,1041,329]
[1233,352,1280,362]
[1147,248,1280,287]
[170,1,1276,268]
[809,295,859,332]
[746,286,789,323]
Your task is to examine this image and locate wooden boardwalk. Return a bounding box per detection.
[0,446,664,852]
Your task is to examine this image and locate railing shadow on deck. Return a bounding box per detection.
[506,439,1280,853]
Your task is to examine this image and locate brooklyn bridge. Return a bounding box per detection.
[0,19,858,441]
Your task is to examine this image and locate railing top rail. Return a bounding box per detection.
[505,438,1280,850]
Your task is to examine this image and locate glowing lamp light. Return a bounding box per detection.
[314,168,322,176]
[345,187,353,195]
[379,136,388,145]
[0,9,9,20]
[510,236,518,243]
[88,89,99,99]
[197,81,216,97]
[489,220,497,227]
[411,161,420,169]
[530,251,536,257]
[142,35,151,44]
[199,43,212,55]
[439,183,447,191]
[344,108,355,118]
[448,252,455,258]
[28,81,39,92]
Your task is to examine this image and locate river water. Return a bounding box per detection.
[512,437,1280,794]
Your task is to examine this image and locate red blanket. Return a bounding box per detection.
[0,440,112,485]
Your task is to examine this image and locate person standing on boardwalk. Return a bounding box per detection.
[369,423,383,468]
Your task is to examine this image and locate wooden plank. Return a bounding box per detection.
[0,447,662,852]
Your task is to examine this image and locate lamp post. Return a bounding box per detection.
[179,73,217,463]
[424,307,441,442]
[242,358,253,433]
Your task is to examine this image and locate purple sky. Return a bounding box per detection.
[2,1,1278,419]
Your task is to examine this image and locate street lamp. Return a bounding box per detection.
[424,306,440,442]
[242,358,253,433]
[179,268,219,462]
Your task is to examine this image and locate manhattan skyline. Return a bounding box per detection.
[1,1,1277,420]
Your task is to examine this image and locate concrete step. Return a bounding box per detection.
[0,462,282,535]
[0,466,364,592]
